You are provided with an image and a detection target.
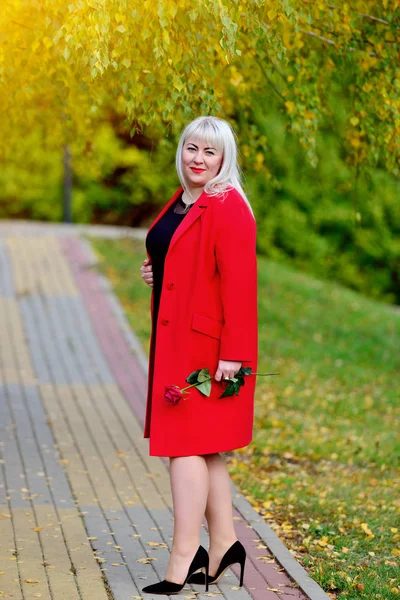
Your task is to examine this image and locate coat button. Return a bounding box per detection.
[167,282,175,290]
[161,318,169,326]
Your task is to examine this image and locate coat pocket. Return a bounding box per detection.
[191,312,224,340]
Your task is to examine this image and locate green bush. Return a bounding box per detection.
[0,129,64,221]
[238,101,400,304]
[71,122,178,225]
[0,121,177,226]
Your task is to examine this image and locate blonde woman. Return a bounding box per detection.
[140,116,258,595]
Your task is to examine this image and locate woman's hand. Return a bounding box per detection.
[140,258,154,287]
[214,359,242,382]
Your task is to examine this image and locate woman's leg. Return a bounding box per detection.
[165,455,210,583]
[203,453,238,576]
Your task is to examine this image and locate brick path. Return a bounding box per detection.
[0,223,330,600]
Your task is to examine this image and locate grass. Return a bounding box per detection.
[87,235,400,600]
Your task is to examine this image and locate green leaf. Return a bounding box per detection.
[197,368,211,382]
[186,369,202,384]
[218,380,240,398]
[240,367,252,375]
[196,379,212,396]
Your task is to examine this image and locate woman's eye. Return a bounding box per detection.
[187,147,214,155]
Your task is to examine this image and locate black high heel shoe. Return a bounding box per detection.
[187,540,246,587]
[141,545,209,595]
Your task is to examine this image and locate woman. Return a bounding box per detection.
[140,116,258,595]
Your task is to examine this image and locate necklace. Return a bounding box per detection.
[173,192,193,215]
[181,191,196,206]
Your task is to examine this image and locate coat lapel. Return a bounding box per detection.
[146,186,184,238]
[168,189,210,254]
[146,186,210,257]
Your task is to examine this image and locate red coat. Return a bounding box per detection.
[144,185,258,457]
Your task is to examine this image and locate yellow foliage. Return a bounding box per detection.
[0,0,399,174]
[349,137,361,148]
[360,522,374,538]
[285,101,296,114]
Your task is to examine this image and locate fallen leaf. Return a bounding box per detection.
[317,539,328,547]
[360,523,374,537]
[137,557,157,564]
[25,579,40,583]
[255,556,275,563]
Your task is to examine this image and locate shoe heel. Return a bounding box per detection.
[205,559,209,592]
[239,555,246,587]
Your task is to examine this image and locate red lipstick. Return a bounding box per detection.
[190,167,205,173]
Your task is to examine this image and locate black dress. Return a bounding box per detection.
[145,192,194,331]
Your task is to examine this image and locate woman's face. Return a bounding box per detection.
[181,137,223,189]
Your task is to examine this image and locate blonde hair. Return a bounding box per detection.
[175,116,254,217]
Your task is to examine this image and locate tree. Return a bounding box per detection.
[1,0,399,173]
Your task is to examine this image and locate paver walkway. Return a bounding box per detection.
[0,223,330,600]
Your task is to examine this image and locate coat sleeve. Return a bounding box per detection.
[214,189,258,363]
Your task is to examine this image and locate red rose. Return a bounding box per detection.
[165,385,184,405]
